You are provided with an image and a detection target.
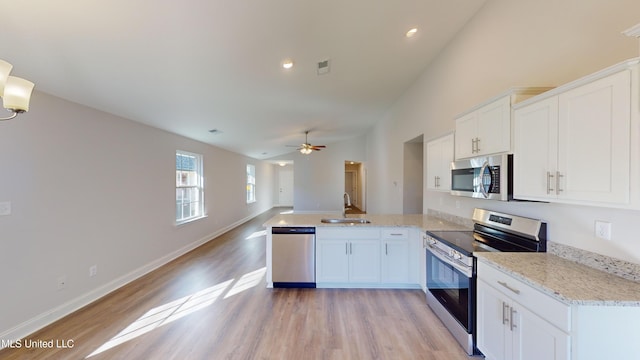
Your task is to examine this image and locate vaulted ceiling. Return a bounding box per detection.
[1,0,486,159]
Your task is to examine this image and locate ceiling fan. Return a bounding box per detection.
[288,130,326,154]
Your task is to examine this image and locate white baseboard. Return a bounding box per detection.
[0,210,265,347]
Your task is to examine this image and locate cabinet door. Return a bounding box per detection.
[557,70,631,204]
[316,240,349,283]
[513,96,559,201]
[477,279,508,360]
[439,135,454,190]
[455,112,477,159]
[426,134,454,191]
[513,304,570,360]
[381,240,410,284]
[477,96,512,156]
[426,139,443,191]
[349,239,381,283]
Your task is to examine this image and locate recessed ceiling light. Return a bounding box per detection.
[406,28,418,38]
[282,59,294,69]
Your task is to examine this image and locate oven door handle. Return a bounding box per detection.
[427,245,472,277]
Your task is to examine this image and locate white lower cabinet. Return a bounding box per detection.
[477,277,569,360]
[348,239,381,283]
[477,261,640,360]
[316,239,351,283]
[477,262,570,360]
[381,229,410,284]
[316,227,419,288]
[316,238,381,284]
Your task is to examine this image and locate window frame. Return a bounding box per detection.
[246,164,256,204]
[175,150,205,224]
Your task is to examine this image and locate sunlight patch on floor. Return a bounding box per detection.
[85,279,233,358]
[245,230,266,239]
[86,265,268,358]
[224,267,266,299]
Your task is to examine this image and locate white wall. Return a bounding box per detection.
[366,0,640,264]
[0,92,274,339]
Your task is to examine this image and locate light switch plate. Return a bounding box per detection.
[0,201,11,216]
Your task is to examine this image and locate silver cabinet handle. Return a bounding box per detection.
[497,281,521,295]
[475,137,480,153]
[471,138,476,153]
[502,302,510,325]
[350,243,352,255]
[546,171,554,194]
[556,171,564,193]
[385,243,388,255]
[510,307,518,331]
[435,176,440,188]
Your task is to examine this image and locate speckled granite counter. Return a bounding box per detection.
[476,252,640,306]
[263,213,471,232]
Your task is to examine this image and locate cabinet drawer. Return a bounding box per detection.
[381,228,409,239]
[317,227,380,240]
[478,261,570,332]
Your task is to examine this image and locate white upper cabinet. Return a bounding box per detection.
[455,88,550,160]
[514,59,638,207]
[426,133,454,191]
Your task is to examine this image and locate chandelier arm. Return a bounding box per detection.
[0,111,18,121]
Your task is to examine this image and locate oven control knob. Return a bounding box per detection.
[428,238,437,246]
[451,250,462,260]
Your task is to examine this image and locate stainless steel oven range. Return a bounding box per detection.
[425,208,546,356]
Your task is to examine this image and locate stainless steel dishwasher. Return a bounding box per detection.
[271,227,316,288]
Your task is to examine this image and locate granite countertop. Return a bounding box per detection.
[476,252,640,306]
[263,213,471,232]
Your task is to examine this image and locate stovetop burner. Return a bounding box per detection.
[426,230,499,257]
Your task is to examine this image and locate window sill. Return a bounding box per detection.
[175,214,208,227]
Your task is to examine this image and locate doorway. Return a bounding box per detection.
[403,135,423,214]
[277,164,293,206]
[344,161,366,214]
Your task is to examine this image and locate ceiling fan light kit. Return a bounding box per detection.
[0,59,35,121]
[288,130,326,155]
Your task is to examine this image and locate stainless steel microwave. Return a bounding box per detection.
[450,154,513,201]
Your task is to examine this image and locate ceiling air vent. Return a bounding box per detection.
[317,59,331,75]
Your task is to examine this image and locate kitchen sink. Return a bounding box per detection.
[320,218,371,224]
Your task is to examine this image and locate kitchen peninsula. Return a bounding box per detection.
[263,212,470,289]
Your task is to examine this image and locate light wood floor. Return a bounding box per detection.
[1,207,472,360]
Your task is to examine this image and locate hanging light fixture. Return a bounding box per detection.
[0,59,35,121]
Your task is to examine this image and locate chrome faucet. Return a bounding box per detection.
[343,192,351,217]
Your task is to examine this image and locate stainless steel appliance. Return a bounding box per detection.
[451,154,512,200]
[425,208,546,355]
[271,227,316,288]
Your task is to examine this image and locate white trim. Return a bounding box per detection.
[623,23,640,38]
[0,210,264,347]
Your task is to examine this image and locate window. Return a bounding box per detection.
[176,151,204,223]
[246,164,256,203]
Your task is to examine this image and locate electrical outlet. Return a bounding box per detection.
[57,276,67,290]
[595,221,612,240]
[89,265,97,277]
